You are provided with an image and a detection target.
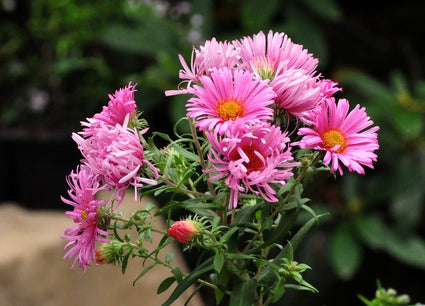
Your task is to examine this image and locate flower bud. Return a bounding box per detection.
[95,240,124,265]
[168,219,200,243]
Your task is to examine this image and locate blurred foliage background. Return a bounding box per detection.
[1,0,424,305]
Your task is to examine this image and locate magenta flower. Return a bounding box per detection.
[73,118,158,204]
[94,82,137,126]
[186,67,276,134]
[206,120,298,209]
[295,98,380,175]
[61,165,109,272]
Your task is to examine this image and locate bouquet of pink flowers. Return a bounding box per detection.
[61,30,379,305]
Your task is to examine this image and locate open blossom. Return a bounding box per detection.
[73,116,158,204]
[168,219,200,243]
[206,120,298,209]
[295,98,380,175]
[61,165,109,272]
[186,67,276,134]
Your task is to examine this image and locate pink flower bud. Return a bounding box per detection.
[168,220,200,243]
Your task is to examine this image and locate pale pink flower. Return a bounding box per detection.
[165,38,239,96]
[295,98,379,175]
[61,165,109,272]
[73,117,158,204]
[186,67,276,134]
[206,120,298,209]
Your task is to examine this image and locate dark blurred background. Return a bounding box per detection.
[1,0,424,305]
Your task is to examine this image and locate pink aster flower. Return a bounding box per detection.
[271,68,322,118]
[165,38,239,96]
[94,82,137,126]
[206,120,299,209]
[61,165,109,272]
[73,117,158,205]
[295,98,379,175]
[233,30,318,80]
[186,67,276,134]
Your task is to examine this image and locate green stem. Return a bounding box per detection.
[242,152,322,254]
[188,118,216,198]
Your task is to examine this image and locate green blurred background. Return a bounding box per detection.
[1,0,424,305]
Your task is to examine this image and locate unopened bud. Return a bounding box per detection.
[168,219,201,243]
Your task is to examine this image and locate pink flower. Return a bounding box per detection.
[271,68,322,118]
[73,117,158,204]
[93,82,137,126]
[165,38,239,96]
[61,165,109,272]
[206,120,298,209]
[186,67,276,134]
[233,30,318,80]
[233,30,321,118]
[295,98,379,175]
[168,219,200,243]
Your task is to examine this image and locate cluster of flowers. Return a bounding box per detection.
[61,83,159,271]
[166,29,379,208]
[61,30,379,273]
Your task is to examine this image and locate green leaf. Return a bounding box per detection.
[240,0,280,31]
[157,276,176,294]
[391,108,423,139]
[233,202,266,225]
[165,251,174,264]
[354,214,390,250]
[162,258,214,306]
[229,278,257,306]
[384,235,425,269]
[214,251,225,273]
[260,207,300,250]
[302,0,343,22]
[329,224,363,280]
[258,214,324,285]
[132,262,158,286]
[121,251,131,274]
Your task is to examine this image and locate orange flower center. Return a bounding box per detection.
[322,129,347,153]
[229,144,265,173]
[215,97,246,121]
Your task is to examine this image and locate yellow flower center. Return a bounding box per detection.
[322,129,347,153]
[215,97,246,121]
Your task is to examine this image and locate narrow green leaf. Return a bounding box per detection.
[121,251,131,274]
[329,224,363,280]
[157,276,176,294]
[214,252,224,273]
[162,258,214,306]
[133,262,157,286]
[229,278,257,306]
